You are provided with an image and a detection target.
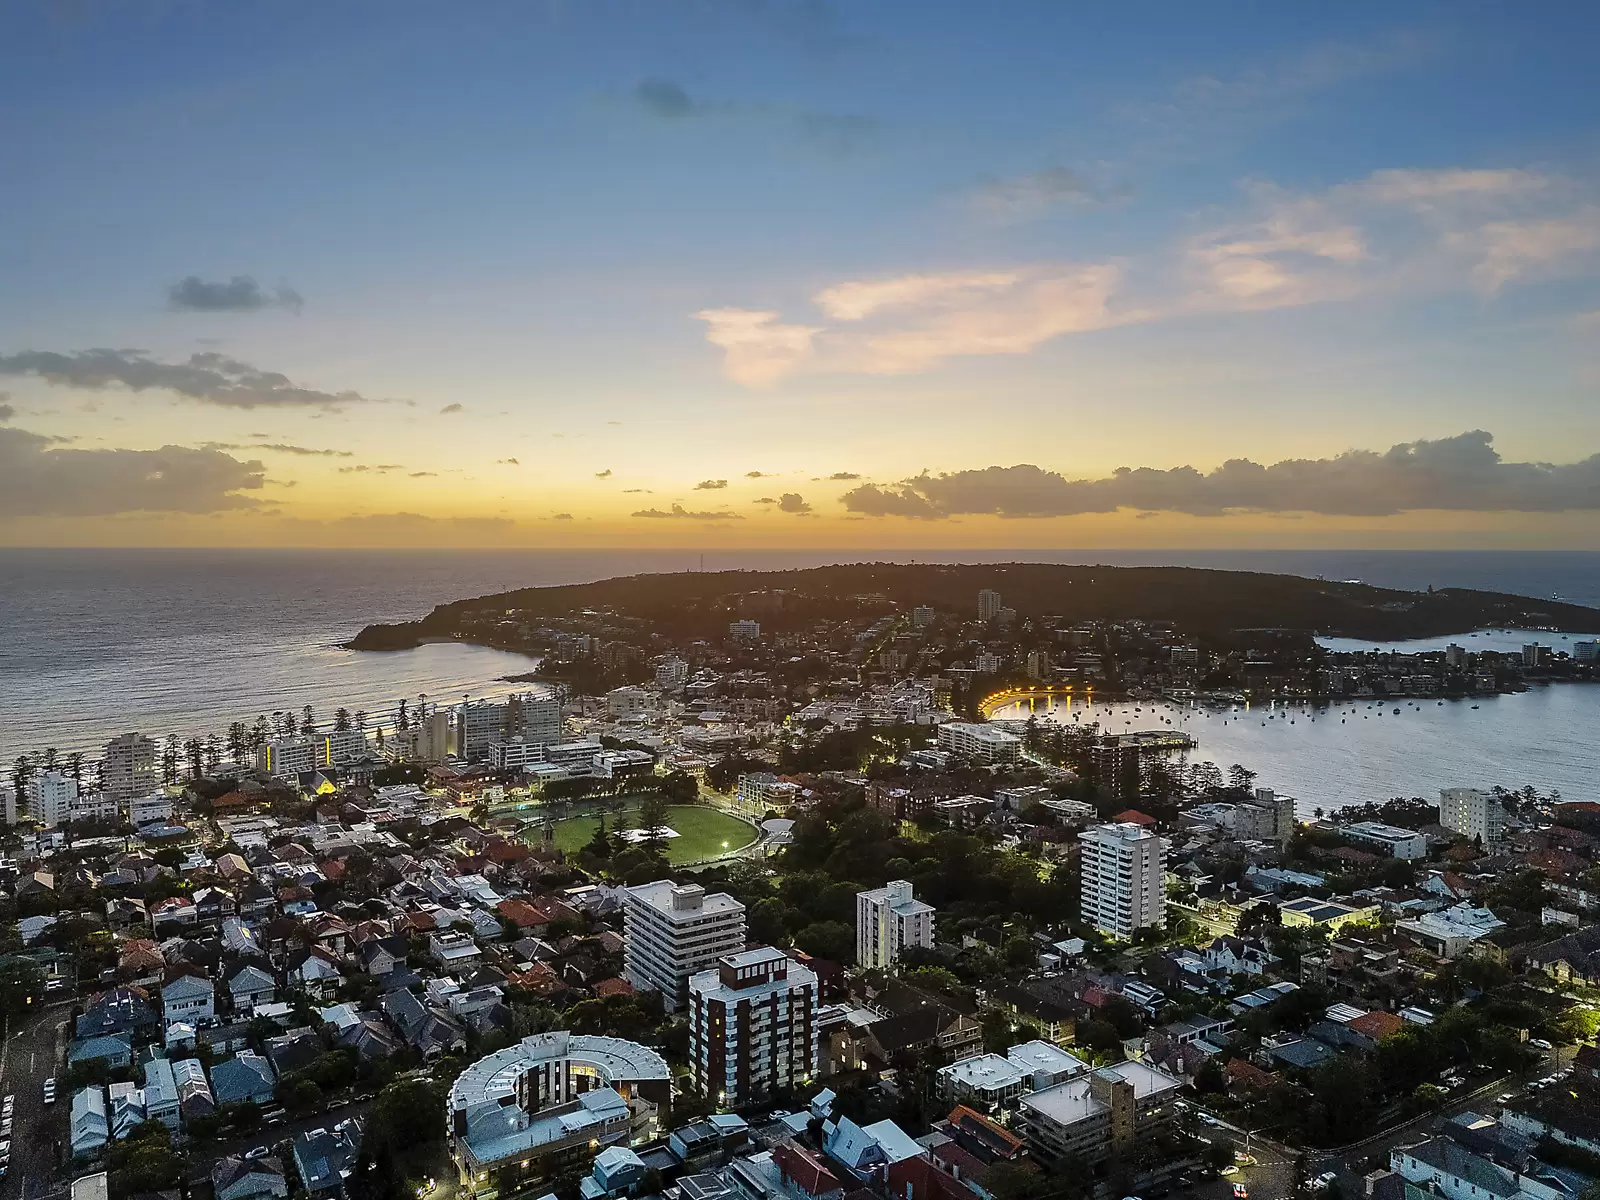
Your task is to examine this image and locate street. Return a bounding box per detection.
[0,1002,71,1200]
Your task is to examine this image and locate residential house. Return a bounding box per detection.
[1203,936,1280,976]
[380,988,466,1059]
[162,972,216,1028]
[210,1052,277,1107]
[293,1121,363,1197]
[228,965,278,1015]
[213,1154,289,1200]
[70,1087,110,1157]
[143,1057,180,1129]
[69,1032,134,1070]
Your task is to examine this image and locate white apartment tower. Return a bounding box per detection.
[1439,787,1507,849]
[28,769,78,828]
[102,733,157,801]
[856,880,936,969]
[1080,822,1167,939]
[688,947,818,1107]
[622,881,747,1010]
[978,589,1003,622]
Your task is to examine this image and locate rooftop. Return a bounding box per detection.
[1019,1061,1180,1128]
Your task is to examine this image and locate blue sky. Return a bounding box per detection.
[1,1,1598,546]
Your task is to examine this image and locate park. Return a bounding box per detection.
[550,803,757,864]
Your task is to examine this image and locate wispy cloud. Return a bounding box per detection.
[694,478,729,490]
[168,275,303,315]
[842,431,1600,520]
[203,441,354,458]
[0,349,381,409]
[697,165,1600,385]
[632,503,743,520]
[969,167,1105,221]
[439,403,464,415]
[630,77,879,159]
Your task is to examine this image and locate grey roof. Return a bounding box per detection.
[1398,1138,1517,1199]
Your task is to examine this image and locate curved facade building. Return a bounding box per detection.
[447,1032,672,1197]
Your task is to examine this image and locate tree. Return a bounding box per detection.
[396,698,410,731]
[228,722,249,764]
[10,754,32,804]
[302,704,318,736]
[638,792,671,855]
[0,959,45,1017]
[107,1120,184,1200]
[335,707,352,731]
[161,735,180,784]
[1228,764,1258,792]
[584,815,613,859]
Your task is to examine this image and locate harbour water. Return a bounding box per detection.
[989,684,1600,812]
[5,547,1600,794]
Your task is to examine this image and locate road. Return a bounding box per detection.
[185,1097,377,1187]
[0,1001,72,1200]
[1183,1043,1575,1200]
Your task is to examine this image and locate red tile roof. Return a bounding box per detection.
[774,1142,842,1198]
[1112,809,1156,826]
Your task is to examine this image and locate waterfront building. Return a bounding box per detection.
[978,589,1002,622]
[1576,641,1598,663]
[316,728,370,766]
[28,769,78,828]
[687,947,818,1107]
[936,722,1021,764]
[1439,787,1507,849]
[621,881,747,1010]
[856,880,936,970]
[1080,822,1166,939]
[69,789,120,825]
[1234,788,1298,846]
[102,733,157,801]
[256,739,317,779]
[446,1032,670,1197]
[1,785,14,826]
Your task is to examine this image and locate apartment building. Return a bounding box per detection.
[1439,787,1507,849]
[688,947,818,1107]
[1079,822,1166,940]
[936,722,1022,764]
[622,881,747,1010]
[856,880,936,970]
[102,733,157,801]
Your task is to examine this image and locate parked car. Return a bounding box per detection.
[244,1146,271,1161]
[1531,1039,1553,1050]
[1233,1184,1249,1199]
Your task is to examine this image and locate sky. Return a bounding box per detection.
[2,0,1599,549]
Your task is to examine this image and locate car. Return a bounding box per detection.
[244,1146,271,1161]
[1233,1184,1249,1199]
[1220,1167,1240,1178]
[1497,1093,1515,1104]
[1199,1113,1220,1126]
[1531,1039,1553,1051]
[44,980,64,992]
[264,1115,284,1127]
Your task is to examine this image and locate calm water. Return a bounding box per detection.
[5,548,1600,777]
[992,687,1600,811]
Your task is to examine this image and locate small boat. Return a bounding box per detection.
[1471,704,1480,709]
[1393,707,1401,714]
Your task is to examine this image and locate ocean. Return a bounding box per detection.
[4,547,1600,805]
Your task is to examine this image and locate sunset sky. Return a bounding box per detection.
[3,1,1599,548]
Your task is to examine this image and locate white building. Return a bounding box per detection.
[606,687,653,718]
[1439,787,1507,849]
[455,699,508,762]
[936,722,1021,764]
[622,881,747,1010]
[688,947,818,1107]
[69,789,121,825]
[256,738,317,779]
[655,657,689,691]
[978,589,1002,622]
[1342,821,1428,860]
[316,728,370,765]
[103,733,157,801]
[912,605,937,628]
[128,792,174,826]
[855,880,936,970]
[1575,641,1599,663]
[28,769,78,827]
[1080,822,1166,939]
[728,619,761,641]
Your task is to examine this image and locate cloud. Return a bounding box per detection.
[754,496,778,504]
[695,479,729,490]
[203,442,354,457]
[0,397,12,423]
[828,471,860,480]
[622,488,651,494]
[970,167,1101,219]
[746,470,770,478]
[439,403,464,414]
[778,492,812,514]
[595,469,613,478]
[635,78,698,119]
[497,457,520,465]
[632,504,743,520]
[305,512,515,532]
[552,513,574,520]
[842,431,1600,520]
[167,275,303,314]
[0,348,378,409]
[698,165,1600,384]
[338,464,403,474]
[0,426,265,517]
[630,78,877,158]
[409,471,437,478]
[694,308,820,386]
